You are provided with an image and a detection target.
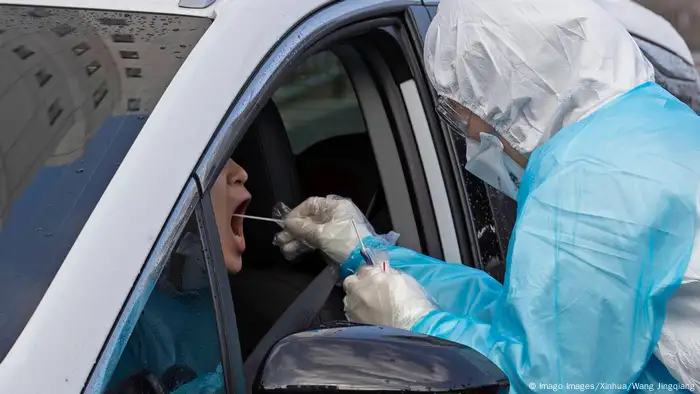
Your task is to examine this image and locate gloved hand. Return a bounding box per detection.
[274,195,375,264]
[342,264,437,330]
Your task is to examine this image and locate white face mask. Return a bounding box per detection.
[465,133,524,200]
[435,96,524,200]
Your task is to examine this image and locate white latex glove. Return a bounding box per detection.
[343,264,437,330]
[274,195,374,264]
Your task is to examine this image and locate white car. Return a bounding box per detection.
[594,0,700,112]
[0,0,696,393]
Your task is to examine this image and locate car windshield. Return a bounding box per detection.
[0,5,212,361]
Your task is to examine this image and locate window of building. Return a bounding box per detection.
[125,67,142,78]
[12,45,34,60]
[35,69,52,87]
[120,50,139,59]
[72,42,90,56]
[93,82,108,108]
[127,98,141,112]
[47,100,63,126]
[51,24,74,37]
[85,60,101,76]
[112,34,135,43]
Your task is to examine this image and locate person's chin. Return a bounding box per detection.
[224,252,243,274]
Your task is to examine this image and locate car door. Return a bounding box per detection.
[186,0,481,391]
[87,180,242,394]
[85,2,502,393]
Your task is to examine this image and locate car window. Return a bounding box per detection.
[271,50,392,231]
[230,49,400,362]
[0,6,212,361]
[448,131,512,282]
[273,51,366,155]
[105,216,224,394]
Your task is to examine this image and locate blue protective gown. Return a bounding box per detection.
[342,82,700,393]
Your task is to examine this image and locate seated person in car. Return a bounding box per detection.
[107,159,250,394]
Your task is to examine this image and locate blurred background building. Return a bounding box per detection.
[0,6,209,229]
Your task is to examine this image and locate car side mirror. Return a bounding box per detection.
[254,321,509,393]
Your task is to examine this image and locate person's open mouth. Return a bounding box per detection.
[231,196,250,252]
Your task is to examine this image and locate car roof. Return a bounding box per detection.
[0,0,334,392]
[1,0,226,18]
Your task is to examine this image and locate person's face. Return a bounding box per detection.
[444,98,529,168]
[211,159,251,273]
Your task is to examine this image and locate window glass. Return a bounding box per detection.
[230,49,391,361]
[273,50,391,231]
[273,51,366,155]
[0,6,212,361]
[105,216,224,394]
[449,131,512,282]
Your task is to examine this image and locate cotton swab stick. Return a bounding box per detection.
[232,213,283,224]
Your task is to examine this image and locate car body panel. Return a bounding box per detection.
[591,0,694,65]
[0,0,333,392]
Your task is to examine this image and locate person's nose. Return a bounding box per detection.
[230,161,248,185]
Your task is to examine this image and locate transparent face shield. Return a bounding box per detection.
[436,96,471,137]
[435,96,525,200]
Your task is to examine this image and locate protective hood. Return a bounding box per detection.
[424,0,654,155]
